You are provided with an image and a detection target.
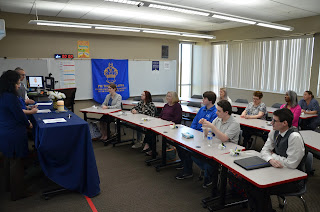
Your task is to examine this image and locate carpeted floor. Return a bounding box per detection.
[1,126,320,212]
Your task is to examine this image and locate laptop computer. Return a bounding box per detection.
[234,156,271,170]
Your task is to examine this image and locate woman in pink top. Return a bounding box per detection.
[280,90,301,127]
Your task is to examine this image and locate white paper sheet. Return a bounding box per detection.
[36,102,52,106]
[43,118,67,124]
[37,109,51,113]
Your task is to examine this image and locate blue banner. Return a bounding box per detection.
[152,61,159,71]
[92,59,129,103]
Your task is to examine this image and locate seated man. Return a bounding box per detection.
[176,91,217,170]
[176,100,240,190]
[15,67,35,105]
[246,108,306,212]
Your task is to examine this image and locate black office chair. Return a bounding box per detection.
[153,98,164,102]
[182,102,201,125]
[276,152,312,212]
[191,94,203,99]
[133,96,141,101]
[187,101,202,108]
[55,88,77,112]
[234,99,248,115]
[271,103,282,108]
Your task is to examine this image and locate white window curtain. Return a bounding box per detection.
[221,36,314,95]
[212,44,228,95]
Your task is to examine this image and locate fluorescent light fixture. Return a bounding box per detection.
[143,29,181,36]
[104,0,143,6]
[257,22,293,31]
[37,22,92,29]
[29,20,216,39]
[212,14,256,25]
[181,33,215,39]
[95,26,140,32]
[149,4,210,16]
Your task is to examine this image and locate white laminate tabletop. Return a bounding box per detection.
[151,125,244,158]
[181,105,200,115]
[214,150,307,188]
[266,107,278,114]
[231,102,248,108]
[179,97,203,103]
[109,112,171,129]
[233,114,273,132]
[80,107,121,115]
[299,113,318,119]
[300,130,320,152]
[122,100,165,108]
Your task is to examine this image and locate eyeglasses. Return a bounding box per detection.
[20,74,26,76]
[271,119,282,123]
[252,97,260,101]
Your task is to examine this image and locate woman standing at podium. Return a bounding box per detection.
[100,83,122,142]
[0,70,33,200]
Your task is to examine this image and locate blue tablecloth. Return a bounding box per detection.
[31,105,100,197]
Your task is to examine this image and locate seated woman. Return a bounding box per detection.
[218,87,232,104]
[298,90,320,130]
[240,91,267,148]
[131,91,156,148]
[280,90,301,128]
[0,70,33,201]
[144,91,182,156]
[100,83,122,141]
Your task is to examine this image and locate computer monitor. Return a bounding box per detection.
[26,76,44,89]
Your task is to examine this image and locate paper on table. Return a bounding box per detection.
[43,118,67,124]
[36,102,52,106]
[37,109,51,113]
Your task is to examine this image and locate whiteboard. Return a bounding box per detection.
[0,58,176,100]
[128,60,176,96]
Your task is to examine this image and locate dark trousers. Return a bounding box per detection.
[246,180,303,212]
[242,126,268,148]
[4,157,26,201]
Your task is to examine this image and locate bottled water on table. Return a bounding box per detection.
[207,130,213,147]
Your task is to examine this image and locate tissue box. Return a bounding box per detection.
[182,132,194,139]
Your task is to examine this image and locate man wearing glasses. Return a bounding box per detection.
[246,108,306,212]
[15,67,35,105]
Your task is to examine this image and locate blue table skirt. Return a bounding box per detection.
[32,106,100,197]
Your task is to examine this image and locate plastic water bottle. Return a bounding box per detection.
[207,130,213,147]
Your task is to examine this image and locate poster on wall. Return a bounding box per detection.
[152,61,159,72]
[92,59,130,103]
[59,61,76,88]
[78,41,90,58]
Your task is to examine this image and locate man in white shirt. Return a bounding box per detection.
[15,67,35,105]
[247,108,306,212]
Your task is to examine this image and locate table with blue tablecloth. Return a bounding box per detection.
[31,104,100,197]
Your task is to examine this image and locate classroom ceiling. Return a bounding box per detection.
[0,0,319,32]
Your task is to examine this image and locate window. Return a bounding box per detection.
[178,43,193,97]
[212,36,314,95]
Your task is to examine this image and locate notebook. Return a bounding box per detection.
[234,156,271,170]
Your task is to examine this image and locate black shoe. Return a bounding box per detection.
[175,173,193,180]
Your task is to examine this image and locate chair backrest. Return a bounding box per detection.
[271,103,282,108]
[187,101,201,108]
[235,99,248,104]
[191,94,202,99]
[238,130,243,145]
[56,88,77,112]
[133,96,141,101]
[305,152,313,175]
[153,98,164,103]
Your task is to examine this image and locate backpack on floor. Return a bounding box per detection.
[88,121,101,140]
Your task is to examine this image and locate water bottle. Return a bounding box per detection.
[207,130,213,147]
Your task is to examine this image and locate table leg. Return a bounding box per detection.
[83,112,87,121]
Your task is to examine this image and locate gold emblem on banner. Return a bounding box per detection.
[104,63,118,83]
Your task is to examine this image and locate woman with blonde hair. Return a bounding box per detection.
[218,88,232,104]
